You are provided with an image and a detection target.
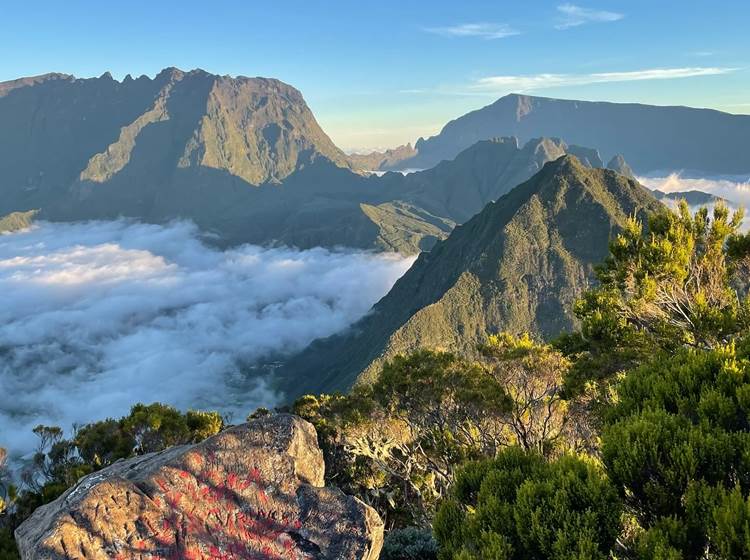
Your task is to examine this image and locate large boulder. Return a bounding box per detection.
[15,414,383,560]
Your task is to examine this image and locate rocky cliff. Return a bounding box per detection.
[0,68,350,218]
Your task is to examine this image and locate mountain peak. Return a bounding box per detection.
[606,154,635,179]
[278,157,663,395]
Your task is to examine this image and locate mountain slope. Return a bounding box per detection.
[0,68,350,217]
[0,70,643,254]
[276,156,663,397]
[400,94,750,174]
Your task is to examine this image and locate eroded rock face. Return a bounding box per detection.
[15,414,383,560]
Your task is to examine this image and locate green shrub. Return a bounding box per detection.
[381,527,438,560]
[601,340,750,557]
[434,447,621,560]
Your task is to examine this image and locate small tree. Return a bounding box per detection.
[481,334,572,454]
[294,338,576,527]
[562,202,750,396]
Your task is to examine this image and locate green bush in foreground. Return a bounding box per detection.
[601,339,750,558]
[433,447,621,560]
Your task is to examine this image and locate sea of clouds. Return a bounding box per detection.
[0,220,414,458]
[637,172,750,230]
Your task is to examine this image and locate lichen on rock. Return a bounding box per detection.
[15,414,383,560]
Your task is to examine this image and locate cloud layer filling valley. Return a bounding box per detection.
[0,220,414,457]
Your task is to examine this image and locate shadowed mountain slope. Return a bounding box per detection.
[276,156,664,397]
[399,94,750,174]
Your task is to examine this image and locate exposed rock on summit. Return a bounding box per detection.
[15,414,383,560]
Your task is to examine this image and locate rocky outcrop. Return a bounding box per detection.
[0,210,37,233]
[15,414,383,560]
[606,154,635,179]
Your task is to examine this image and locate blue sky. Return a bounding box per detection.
[2,0,748,149]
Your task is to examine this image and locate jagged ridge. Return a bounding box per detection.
[277,156,664,396]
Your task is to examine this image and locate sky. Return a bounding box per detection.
[1,0,748,149]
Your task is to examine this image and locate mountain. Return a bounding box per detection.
[0,71,641,254]
[358,136,615,252]
[0,68,351,218]
[396,94,750,174]
[276,156,663,397]
[0,70,618,254]
[652,189,728,205]
[606,154,635,179]
[347,144,417,171]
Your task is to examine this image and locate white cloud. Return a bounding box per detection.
[0,220,414,459]
[556,3,624,29]
[637,173,750,230]
[472,67,737,93]
[424,23,520,40]
[638,173,750,205]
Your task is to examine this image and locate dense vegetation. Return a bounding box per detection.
[2,202,750,559]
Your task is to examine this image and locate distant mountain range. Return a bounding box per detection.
[652,189,728,206]
[347,144,418,171]
[384,94,750,175]
[277,156,664,396]
[1,69,645,254]
[1,69,739,258]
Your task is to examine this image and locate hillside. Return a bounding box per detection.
[0,68,351,218]
[396,94,750,174]
[276,156,664,396]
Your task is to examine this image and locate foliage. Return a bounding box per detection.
[293,337,574,528]
[433,447,622,560]
[0,528,19,560]
[564,203,750,393]
[481,334,573,454]
[600,339,750,558]
[381,527,438,560]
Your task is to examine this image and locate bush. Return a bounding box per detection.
[381,527,438,560]
[0,528,19,560]
[601,340,750,557]
[433,447,621,560]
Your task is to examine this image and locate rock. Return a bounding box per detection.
[15,414,383,560]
